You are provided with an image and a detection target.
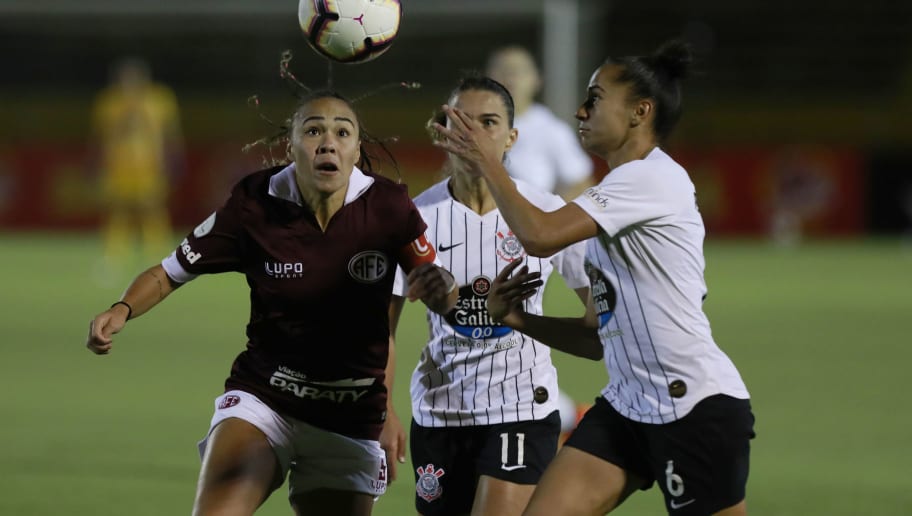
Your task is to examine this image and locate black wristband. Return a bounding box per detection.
[110,301,133,320]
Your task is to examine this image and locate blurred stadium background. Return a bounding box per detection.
[1,1,910,515]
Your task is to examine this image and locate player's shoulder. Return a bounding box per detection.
[610,148,687,182]
[411,178,452,208]
[230,166,284,202]
[513,178,566,211]
[362,169,414,204]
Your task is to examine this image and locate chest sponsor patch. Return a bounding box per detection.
[443,276,511,340]
[586,262,617,327]
[269,366,376,403]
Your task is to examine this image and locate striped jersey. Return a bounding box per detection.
[393,178,589,428]
[572,147,749,424]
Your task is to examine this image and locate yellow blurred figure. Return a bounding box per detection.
[91,58,182,275]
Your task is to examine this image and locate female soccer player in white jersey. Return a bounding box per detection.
[387,76,590,516]
[433,41,755,516]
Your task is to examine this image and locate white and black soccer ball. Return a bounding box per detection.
[298,0,402,64]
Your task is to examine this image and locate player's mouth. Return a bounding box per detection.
[314,162,340,174]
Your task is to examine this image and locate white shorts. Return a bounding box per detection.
[198,390,387,498]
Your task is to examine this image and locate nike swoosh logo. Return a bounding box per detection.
[437,242,463,252]
[500,464,527,472]
[669,499,695,509]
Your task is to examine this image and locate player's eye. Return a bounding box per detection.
[337,128,350,137]
[583,95,599,109]
[482,119,497,127]
[304,127,321,136]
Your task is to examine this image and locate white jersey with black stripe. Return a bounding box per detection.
[572,147,749,424]
[393,178,589,428]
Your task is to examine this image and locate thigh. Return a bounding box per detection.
[193,417,283,516]
[645,395,755,515]
[290,489,374,516]
[471,476,535,516]
[410,421,479,516]
[522,446,641,516]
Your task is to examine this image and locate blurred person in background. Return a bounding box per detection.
[487,45,594,441]
[486,46,593,201]
[387,75,590,516]
[86,90,458,516]
[437,40,754,516]
[90,57,183,279]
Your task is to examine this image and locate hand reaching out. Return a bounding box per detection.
[406,263,458,315]
[86,304,130,354]
[431,105,504,172]
[487,259,543,325]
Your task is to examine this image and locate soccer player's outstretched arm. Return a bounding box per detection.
[86,264,181,354]
[487,260,602,360]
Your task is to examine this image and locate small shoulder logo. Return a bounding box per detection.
[348,251,388,283]
[217,395,240,409]
[496,230,525,262]
[415,464,445,502]
[411,234,433,257]
[193,212,217,237]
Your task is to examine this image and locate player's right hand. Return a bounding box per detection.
[86,307,128,355]
[487,259,543,324]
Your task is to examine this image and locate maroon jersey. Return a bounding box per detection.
[162,165,431,440]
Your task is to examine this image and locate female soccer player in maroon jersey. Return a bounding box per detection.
[86,90,457,516]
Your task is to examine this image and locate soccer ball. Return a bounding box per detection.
[298,0,402,64]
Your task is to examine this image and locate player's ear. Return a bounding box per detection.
[630,99,653,127]
[355,142,362,165]
[505,128,519,152]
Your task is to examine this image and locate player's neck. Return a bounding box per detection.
[605,135,658,171]
[300,185,347,231]
[449,172,497,215]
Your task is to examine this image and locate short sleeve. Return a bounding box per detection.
[161,196,245,283]
[551,239,589,289]
[571,164,681,237]
[391,265,407,297]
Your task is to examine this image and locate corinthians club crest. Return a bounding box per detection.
[496,230,525,262]
[416,464,445,502]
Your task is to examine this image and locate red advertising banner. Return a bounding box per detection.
[0,142,862,237]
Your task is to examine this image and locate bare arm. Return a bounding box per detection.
[380,295,409,482]
[86,264,181,354]
[487,261,602,360]
[434,106,599,257]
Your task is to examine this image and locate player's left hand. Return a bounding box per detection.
[406,263,457,315]
[432,105,503,171]
[487,259,543,324]
[379,408,407,483]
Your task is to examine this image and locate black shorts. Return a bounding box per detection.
[565,394,755,515]
[410,411,561,516]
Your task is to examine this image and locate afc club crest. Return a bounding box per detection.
[217,395,240,410]
[416,464,445,502]
[496,230,525,262]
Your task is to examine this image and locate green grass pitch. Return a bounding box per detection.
[1,234,909,515]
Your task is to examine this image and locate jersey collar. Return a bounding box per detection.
[268,163,375,206]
